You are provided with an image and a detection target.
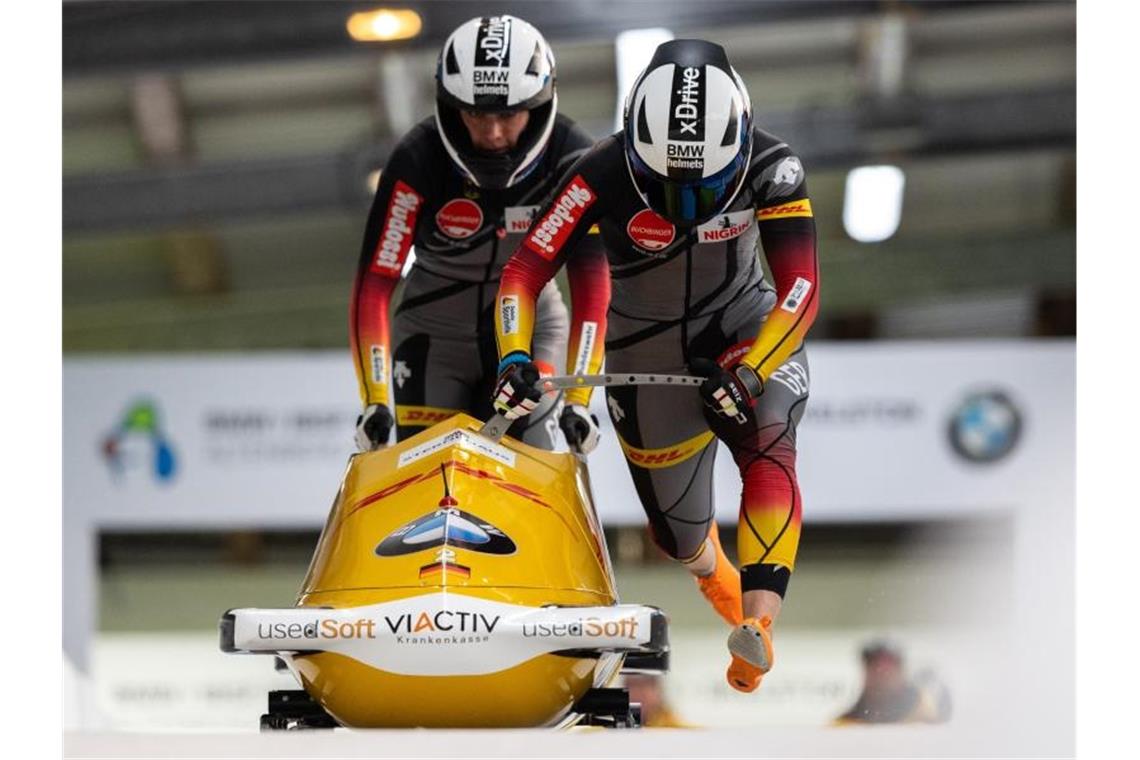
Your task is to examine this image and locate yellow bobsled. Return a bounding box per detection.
[221,411,668,729]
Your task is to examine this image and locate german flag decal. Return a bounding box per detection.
[419,562,471,579]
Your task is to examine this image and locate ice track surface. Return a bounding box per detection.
[66,724,1068,759]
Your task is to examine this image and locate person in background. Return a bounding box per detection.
[490,39,819,693]
[834,639,953,725]
[350,15,606,450]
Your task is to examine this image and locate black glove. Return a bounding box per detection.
[559,403,601,454]
[691,358,763,425]
[355,403,394,451]
[492,360,544,421]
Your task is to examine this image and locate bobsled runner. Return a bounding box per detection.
[219,374,698,729]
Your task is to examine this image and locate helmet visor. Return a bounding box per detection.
[629,147,750,227]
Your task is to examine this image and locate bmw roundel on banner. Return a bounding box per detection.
[376,507,517,556]
[947,389,1023,464]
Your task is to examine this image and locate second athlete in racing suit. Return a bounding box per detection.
[492,40,819,693]
[350,15,603,449]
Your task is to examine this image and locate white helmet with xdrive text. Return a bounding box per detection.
[623,39,753,226]
[435,15,558,189]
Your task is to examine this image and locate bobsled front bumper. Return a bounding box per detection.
[220,592,668,677]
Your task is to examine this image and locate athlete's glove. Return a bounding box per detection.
[492,359,544,421]
[559,404,601,454]
[355,403,394,451]
[691,358,763,425]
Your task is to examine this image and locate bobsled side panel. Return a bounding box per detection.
[293,649,599,728]
[300,414,615,600]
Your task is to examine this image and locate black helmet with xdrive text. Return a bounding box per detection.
[623,39,753,227]
[435,15,557,189]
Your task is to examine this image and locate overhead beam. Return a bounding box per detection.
[64,0,948,75]
[63,88,1074,234]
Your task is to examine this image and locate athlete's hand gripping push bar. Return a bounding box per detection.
[481,372,702,443]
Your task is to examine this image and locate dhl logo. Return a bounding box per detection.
[756,198,813,221]
[619,431,716,470]
[397,406,459,426]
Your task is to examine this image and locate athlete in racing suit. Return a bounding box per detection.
[351,15,602,449]
[491,40,818,693]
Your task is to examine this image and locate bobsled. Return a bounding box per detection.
[219,377,690,729]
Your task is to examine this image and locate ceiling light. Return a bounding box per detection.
[347,9,422,42]
[843,165,906,243]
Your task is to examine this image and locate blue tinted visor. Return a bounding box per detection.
[628,148,750,227]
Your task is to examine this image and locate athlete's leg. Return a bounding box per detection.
[390,327,473,441]
[605,373,743,626]
[704,344,810,691]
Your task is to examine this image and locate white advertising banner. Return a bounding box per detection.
[63,341,1073,529]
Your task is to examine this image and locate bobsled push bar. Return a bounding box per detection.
[479,373,702,442]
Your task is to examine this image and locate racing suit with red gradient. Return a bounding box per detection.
[351,113,603,446]
[495,126,818,599]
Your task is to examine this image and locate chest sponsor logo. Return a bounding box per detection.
[504,205,540,233]
[371,180,423,274]
[524,175,597,260]
[436,198,484,239]
[698,209,754,243]
[780,277,813,314]
[626,208,676,252]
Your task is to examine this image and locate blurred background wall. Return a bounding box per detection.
[62,0,1075,741]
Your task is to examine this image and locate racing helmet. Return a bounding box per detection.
[435,15,557,189]
[623,39,753,226]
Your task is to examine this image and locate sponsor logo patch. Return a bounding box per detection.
[524,175,597,259]
[396,406,455,426]
[369,345,387,385]
[756,198,813,221]
[435,198,484,239]
[667,65,706,175]
[698,209,754,243]
[257,618,378,641]
[769,361,810,396]
[397,429,516,468]
[626,208,676,252]
[371,180,423,274]
[394,360,412,389]
[780,277,813,314]
[572,321,598,374]
[773,156,803,187]
[499,295,519,335]
[522,615,640,639]
[472,17,512,99]
[377,506,516,557]
[504,205,540,233]
[619,430,715,469]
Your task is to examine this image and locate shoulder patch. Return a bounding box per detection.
[756,198,813,221]
[523,175,597,260]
